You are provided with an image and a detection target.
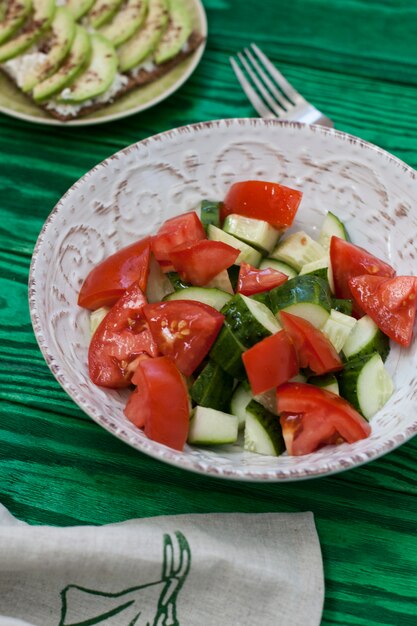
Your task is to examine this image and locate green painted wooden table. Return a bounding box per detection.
[1,1,417,623]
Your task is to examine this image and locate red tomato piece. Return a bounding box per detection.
[124,356,190,451]
[88,283,159,388]
[78,238,152,310]
[349,274,417,347]
[277,382,371,456]
[169,240,239,286]
[280,311,343,375]
[330,236,395,309]
[222,180,302,229]
[242,330,298,395]
[143,300,224,376]
[237,262,288,296]
[151,212,206,263]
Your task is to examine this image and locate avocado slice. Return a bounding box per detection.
[57,33,117,104]
[21,7,76,92]
[0,0,33,45]
[0,0,55,62]
[99,0,148,48]
[88,0,124,29]
[32,25,90,102]
[66,0,95,20]
[154,0,192,65]
[118,0,168,72]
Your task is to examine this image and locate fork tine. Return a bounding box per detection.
[243,48,292,110]
[250,43,305,105]
[229,57,275,118]
[237,52,287,116]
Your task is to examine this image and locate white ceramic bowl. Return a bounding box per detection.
[29,119,417,481]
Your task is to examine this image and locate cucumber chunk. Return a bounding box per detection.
[190,360,234,412]
[270,231,326,271]
[298,257,329,282]
[210,323,247,380]
[342,315,390,362]
[322,309,356,353]
[308,374,339,395]
[166,272,190,290]
[146,255,174,302]
[227,265,240,291]
[90,306,110,335]
[244,400,284,456]
[223,213,280,255]
[200,200,221,231]
[269,275,332,328]
[221,293,281,347]
[230,383,253,429]
[208,225,262,267]
[164,287,232,311]
[332,298,353,316]
[318,211,350,251]
[338,352,394,420]
[188,406,238,445]
[259,258,298,279]
[204,269,234,294]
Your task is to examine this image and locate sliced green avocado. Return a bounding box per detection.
[0,0,33,45]
[57,33,117,104]
[22,7,76,92]
[87,0,124,28]
[0,0,55,62]
[154,0,192,65]
[66,0,95,20]
[33,25,91,102]
[99,0,148,48]
[118,0,169,72]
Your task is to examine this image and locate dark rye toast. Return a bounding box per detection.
[0,0,205,121]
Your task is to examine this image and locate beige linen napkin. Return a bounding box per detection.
[0,504,324,626]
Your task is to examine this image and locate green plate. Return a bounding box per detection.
[0,0,207,126]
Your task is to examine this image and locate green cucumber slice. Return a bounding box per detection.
[221,293,281,347]
[90,306,110,335]
[164,287,232,311]
[204,269,234,294]
[208,225,262,267]
[210,323,246,380]
[223,213,280,255]
[332,298,353,316]
[166,272,190,290]
[342,315,390,362]
[230,383,253,429]
[0,0,32,45]
[308,373,339,395]
[338,352,394,420]
[270,231,326,272]
[146,254,174,302]
[269,275,332,328]
[318,211,350,251]
[57,33,117,104]
[99,0,148,48]
[188,406,238,445]
[244,400,284,456]
[322,309,356,353]
[299,257,329,282]
[190,360,234,412]
[227,265,240,291]
[200,199,221,232]
[259,258,298,279]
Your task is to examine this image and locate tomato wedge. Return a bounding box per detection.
[349,274,417,347]
[237,262,288,296]
[78,238,151,310]
[151,212,206,263]
[169,240,239,286]
[143,300,224,376]
[330,236,395,309]
[242,330,298,395]
[222,180,302,229]
[124,356,190,451]
[277,382,371,456]
[280,312,343,375]
[88,283,159,388]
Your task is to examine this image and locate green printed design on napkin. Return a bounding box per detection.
[59,532,191,626]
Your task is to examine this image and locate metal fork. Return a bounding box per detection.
[230,44,333,127]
